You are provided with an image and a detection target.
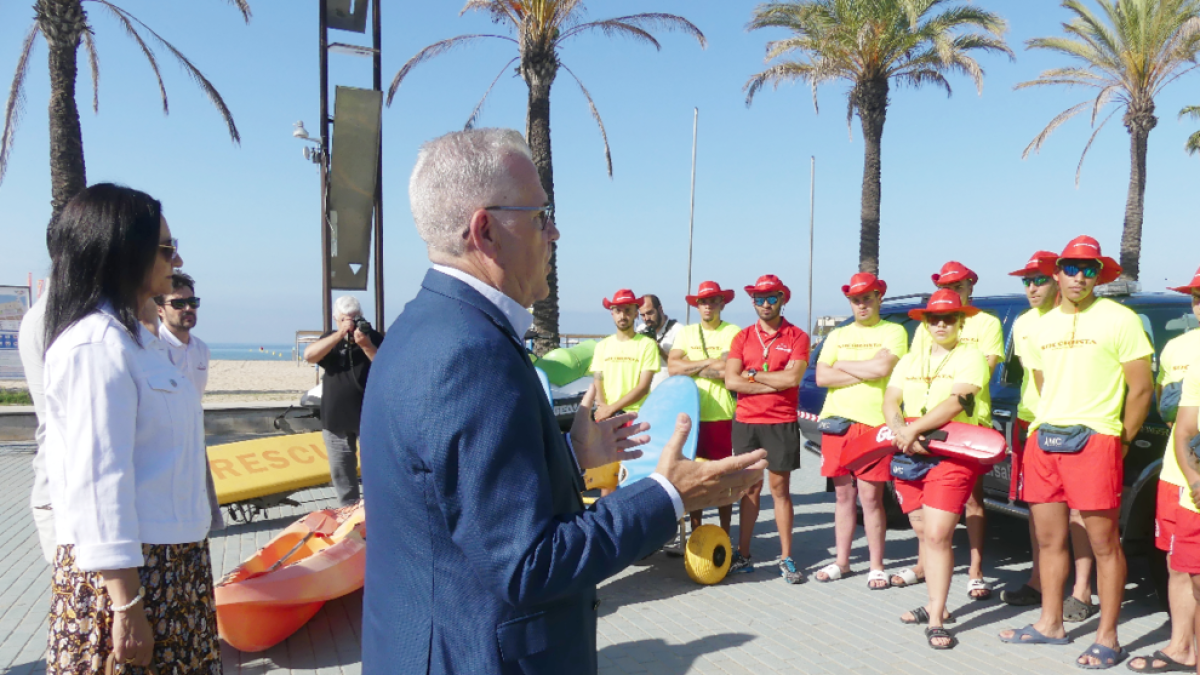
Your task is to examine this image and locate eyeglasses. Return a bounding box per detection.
[484,203,555,230]
[157,297,200,310]
[1058,260,1101,279]
[926,313,960,326]
[752,295,781,307]
[1022,275,1052,288]
[158,238,179,259]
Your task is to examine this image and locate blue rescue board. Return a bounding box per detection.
[535,367,553,405]
[618,376,700,487]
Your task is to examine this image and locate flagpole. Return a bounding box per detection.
[686,107,698,325]
[808,156,815,335]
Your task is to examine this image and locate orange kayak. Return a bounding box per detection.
[215,503,366,652]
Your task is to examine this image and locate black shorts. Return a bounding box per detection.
[732,420,801,473]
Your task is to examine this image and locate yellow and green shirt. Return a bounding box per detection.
[1011,306,1054,423]
[672,321,740,422]
[817,319,909,427]
[591,333,660,412]
[1157,330,1200,487]
[1176,367,1200,513]
[888,344,989,426]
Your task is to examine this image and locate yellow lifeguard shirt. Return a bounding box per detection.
[1026,298,1154,436]
[1011,307,1053,423]
[888,344,989,426]
[1158,331,1200,487]
[912,310,1003,424]
[591,333,660,412]
[817,320,909,426]
[1175,368,1200,513]
[672,322,740,422]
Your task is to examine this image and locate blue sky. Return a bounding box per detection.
[1,1,1198,343]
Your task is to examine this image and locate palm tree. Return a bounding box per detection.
[388,1,706,355]
[2,0,249,216]
[1183,105,1200,155]
[744,0,1010,275]
[1019,0,1200,281]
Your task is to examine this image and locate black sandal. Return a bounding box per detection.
[900,606,956,625]
[925,626,957,650]
[1062,595,1099,623]
[1000,583,1042,606]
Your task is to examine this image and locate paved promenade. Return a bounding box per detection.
[0,437,1171,674]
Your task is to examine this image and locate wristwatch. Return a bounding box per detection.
[747,368,758,383]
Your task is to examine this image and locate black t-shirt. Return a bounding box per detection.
[318,328,384,435]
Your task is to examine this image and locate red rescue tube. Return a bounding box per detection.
[841,421,1007,473]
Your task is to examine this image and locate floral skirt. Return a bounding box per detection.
[46,541,221,675]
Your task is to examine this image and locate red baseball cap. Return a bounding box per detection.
[686,281,735,307]
[1008,251,1058,277]
[931,261,979,287]
[744,274,791,303]
[1168,266,1200,295]
[1037,235,1123,285]
[908,288,982,321]
[602,289,644,309]
[842,272,887,298]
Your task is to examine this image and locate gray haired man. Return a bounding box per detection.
[304,295,384,505]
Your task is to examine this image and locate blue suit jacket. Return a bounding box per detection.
[360,270,678,675]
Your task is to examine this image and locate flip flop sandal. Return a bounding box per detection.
[1126,650,1195,673]
[815,563,850,582]
[1063,595,1100,623]
[1077,642,1129,669]
[999,624,1072,645]
[900,606,956,625]
[967,578,993,601]
[1001,583,1043,606]
[889,567,923,587]
[867,569,891,590]
[925,626,958,650]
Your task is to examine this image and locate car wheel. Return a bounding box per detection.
[1147,546,1170,611]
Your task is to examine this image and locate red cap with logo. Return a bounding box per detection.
[1037,235,1123,285]
[744,274,791,303]
[908,288,982,321]
[842,272,887,298]
[1008,251,1058,277]
[1168,266,1200,295]
[685,281,736,307]
[931,261,979,287]
[602,289,644,310]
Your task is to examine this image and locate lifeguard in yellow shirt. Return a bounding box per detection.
[1168,362,1200,674]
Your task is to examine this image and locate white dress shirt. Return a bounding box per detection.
[17,294,50,509]
[43,304,210,571]
[431,265,684,519]
[158,325,210,396]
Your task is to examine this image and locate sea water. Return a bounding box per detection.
[208,343,295,361]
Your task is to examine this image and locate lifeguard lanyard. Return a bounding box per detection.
[754,323,782,372]
[919,345,955,416]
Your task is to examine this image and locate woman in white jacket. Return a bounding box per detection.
[42,184,217,674]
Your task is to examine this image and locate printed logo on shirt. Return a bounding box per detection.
[1040,338,1100,351]
[775,345,793,353]
[603,356,646,364]
[906,374,953,385]
[840,342,883,350]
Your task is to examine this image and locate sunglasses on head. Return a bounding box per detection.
[1022,275,1052,288]
[926,313,960,326]
[752,295,781,307]
[158,238,179,259]
[1058,260,1101,279]
[157,297,200,310]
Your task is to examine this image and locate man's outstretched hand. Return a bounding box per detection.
[569,384,650,471]
[654,414,767,512]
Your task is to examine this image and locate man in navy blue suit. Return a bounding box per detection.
[359,128,767,675]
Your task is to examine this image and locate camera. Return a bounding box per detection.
[353,317,372,333]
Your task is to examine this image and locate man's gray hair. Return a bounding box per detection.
[409,128,533,256]
[333,295,362,319]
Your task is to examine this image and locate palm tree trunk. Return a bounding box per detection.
[521,48,559,355]
[855,77,888,275]
[37,0,88,216]
[1119,105,1156,281]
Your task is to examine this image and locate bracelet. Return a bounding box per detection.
[111,586,145,613]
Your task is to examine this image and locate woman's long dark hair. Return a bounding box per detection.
[44,184,163,350]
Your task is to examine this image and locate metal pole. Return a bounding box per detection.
[808,156,815,335]
[685,107,698,325]
[371,0,384,329]
[318,0,332,332]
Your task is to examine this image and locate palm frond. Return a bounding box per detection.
[1074,107,1118,185]
[561,13,706,49]
[1181,105,1200,121]
[1022,100,1091,158]
[0,24,39,186]
[460,0,520,28]
[464,56,519,130]
[744,61,823,109]
[560,62,612,177]
[386,34,517,105]
[1090,83,1119,126]
[81,26,100,113]
[557,20,661,50]
[1186,129,1200,155]
[89,1,168,114]
[223,0,252,23]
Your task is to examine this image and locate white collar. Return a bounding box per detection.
[157,323,191,349]
[432,264,534,338]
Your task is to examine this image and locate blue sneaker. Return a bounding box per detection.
[779,557,806,584]
[728,550,754,574]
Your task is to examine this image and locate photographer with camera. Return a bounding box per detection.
[638,294,681,391]
[304,295,384,506]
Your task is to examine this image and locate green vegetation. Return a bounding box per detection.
[1183,106,1200,156]
[0,390,34,406]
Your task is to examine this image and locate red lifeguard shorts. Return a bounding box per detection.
[1159,480,1184,553]
[821,423,892,482]
[1022,432,1123,511]
[893,457,985,515]
[1009,419,1031,501]
[696,420,734,461]
[1170,506,1200,574]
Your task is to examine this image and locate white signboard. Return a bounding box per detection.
[0,286,32,380]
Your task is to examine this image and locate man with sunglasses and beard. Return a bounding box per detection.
[726,275,811,582]
[155,272,209,394]
[999,236,1154,670]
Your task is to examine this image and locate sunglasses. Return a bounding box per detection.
[158,297,200,310]
[1022,275,1052,288]
[926,313,960,326]
[752,295,781,307]
[484,203,555,231]
[158,238,179,259]
[1058,260,1101,279]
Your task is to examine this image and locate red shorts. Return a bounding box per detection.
[1022,432,1123,511]
[820,423,891,482]
[696,420,733,461]
[1009,419,1031,501]
[894,457,986,515]
[1170,506,1200,574]
[1158,480,1184,553]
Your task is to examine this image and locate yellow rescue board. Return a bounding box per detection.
[208,433,356,504]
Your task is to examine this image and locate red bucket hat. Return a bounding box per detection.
[602,288,644,309]
[744,274,791,303]
[1036,235,1123,285]
[1008,251,1058,277]
[1168,266,1200,295]
[686,280,735,307]
[842,272,887,298]
[908,288,982,322]
[931,261,979,287]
